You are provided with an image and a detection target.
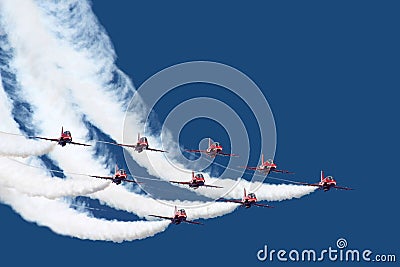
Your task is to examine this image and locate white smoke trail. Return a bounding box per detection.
[0,73,56,157]
[0,157,110,199]
[170,176,317,201]
[88,184,239,221]
[0,186,170,242]
[0,133,56,157]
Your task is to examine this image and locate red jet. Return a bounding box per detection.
[114,133,167,153]
[170,171,223,189]
[186,138,238,158]
[90,164,140,185]
[33,127,91,147]
[300,170,353,192]
[218,188,274,208]
[149,206,203,225]
[241,154,293,174]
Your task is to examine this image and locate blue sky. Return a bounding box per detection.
[1,1,399,266]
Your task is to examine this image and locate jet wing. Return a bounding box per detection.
[185,149,207,153]
[271,169,295,174]
[217,151,239,157]
[122,178,142,184]
[149,215,173,221]
[115,143,137,149]
[90,175,113,180]
[183,219,203,225]
[202,184,224,189]
[333,185,354,190]
[253,203,274,208]
[217,198,243,204]
[146,147,168,153]
[298,182,321,187]
[240,166,258,171]
[170,181,191,185]
[95,140,137,149]
[70,141,91,147]
[33,136,59,142]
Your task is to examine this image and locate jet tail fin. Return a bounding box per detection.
[321,170,324,182]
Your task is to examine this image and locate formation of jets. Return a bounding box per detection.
[27,126,354,226]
